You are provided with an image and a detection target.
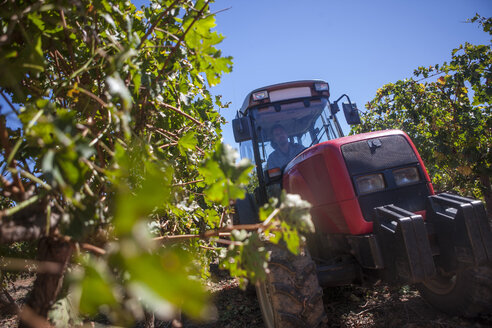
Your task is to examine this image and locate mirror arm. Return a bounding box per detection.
[333,94,352,106]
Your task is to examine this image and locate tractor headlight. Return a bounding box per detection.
[355,174,385,194]
[314,82,329,91]
[252,90,269,101]
[393,167,420,186]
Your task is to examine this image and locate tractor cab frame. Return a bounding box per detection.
[232,80,360,205]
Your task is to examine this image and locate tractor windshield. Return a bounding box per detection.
[240,97,342,171]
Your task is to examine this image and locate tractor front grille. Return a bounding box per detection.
[341,135,431,221]
[341,135,418,175]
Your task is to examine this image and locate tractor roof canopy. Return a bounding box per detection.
[239,80,330,115]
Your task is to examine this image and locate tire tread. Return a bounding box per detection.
[258,245,327,327]
[418,265,492,318]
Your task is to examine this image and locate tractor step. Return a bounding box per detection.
[374,204,436,284]
[426,193,492,272]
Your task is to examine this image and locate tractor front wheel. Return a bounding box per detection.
[417,265,492,318]
[256,245,327,328]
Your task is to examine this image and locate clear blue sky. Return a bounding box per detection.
[208,0,491,148]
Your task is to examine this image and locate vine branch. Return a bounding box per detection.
[137,0,182,50]
[158,0,212,77]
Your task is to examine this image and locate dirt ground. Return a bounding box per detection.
[1,276,33,328]
[182,265,492,328]
[2,268,492,328]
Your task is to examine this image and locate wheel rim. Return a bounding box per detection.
[256,281,276,328]
[423,274,457,295]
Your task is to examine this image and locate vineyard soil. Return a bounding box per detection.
[2,265,492,328]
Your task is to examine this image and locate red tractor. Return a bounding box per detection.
[232,80,492,327]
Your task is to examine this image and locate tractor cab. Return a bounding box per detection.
[232,80,360,204]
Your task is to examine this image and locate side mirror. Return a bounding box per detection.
[342,103,361,125]
[232,117,252,142]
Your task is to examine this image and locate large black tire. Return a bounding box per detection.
[417,265,492,318]
[256,245,327,328]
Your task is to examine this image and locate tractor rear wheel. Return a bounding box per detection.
[256,245,327,328]
[417,264,492,318]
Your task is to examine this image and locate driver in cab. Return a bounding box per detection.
[267,124,305,170]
